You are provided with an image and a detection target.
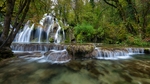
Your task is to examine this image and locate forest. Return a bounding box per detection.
[0,1,150,83]
[0,0,150,46]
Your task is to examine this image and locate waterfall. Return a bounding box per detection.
[54,25,61,43]
[125,48,144,55]
[37,27,42,43]
[95,47,144,60]
[14,13,65,43]
[95,48,130,60]
[45,49,70,63]
[15,21,34,42]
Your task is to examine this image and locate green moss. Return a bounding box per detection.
[66,44,95,59]
[49,38,54,43]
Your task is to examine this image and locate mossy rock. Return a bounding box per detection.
[66,44,95,59]
[49,37,54,42]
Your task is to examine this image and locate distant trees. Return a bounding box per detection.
[0,1,5,22]
[103,0,150,38]
[51,0,150,44]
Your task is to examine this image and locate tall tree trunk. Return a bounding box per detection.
[0,0,31,59]
[1,0,15,41]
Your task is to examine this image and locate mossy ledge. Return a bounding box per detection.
[66,43,95,59]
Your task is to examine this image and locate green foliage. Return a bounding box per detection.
[96,26,104,38]
[0,0,5,22]
[125,34,150,46]
[74,23,95,42]
[49,37,54,43]
[0,0,149,46]
[103,22,127,44]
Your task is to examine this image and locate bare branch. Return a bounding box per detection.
[103,0,117,8]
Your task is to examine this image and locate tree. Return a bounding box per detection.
[103,0,139,35]
[0,0,31,58]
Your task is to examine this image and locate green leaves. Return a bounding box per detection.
[74,23,95,42]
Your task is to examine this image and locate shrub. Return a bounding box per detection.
[74,23,95,42]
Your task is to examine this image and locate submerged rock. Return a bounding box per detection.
[65,60,83,71]
[66,60,103,78]
[123,60,150,78]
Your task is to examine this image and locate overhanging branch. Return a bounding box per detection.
[103,0,117,8]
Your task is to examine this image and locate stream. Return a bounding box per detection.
[0,53,150,84]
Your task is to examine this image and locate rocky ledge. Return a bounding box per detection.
[66,44,95,59]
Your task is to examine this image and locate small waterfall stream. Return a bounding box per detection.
[95,47,144,60]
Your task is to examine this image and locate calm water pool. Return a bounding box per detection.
[0,54,150,84]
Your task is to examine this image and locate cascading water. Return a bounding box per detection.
[12,13,67,63]
[14,13,65,43]
[45,49,70,63]
[126,48,144,55]
[15,21,34,42]
[95,48,130,60]
[95,47,144,60]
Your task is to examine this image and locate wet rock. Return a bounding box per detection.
[11,43,65,51]
[66,44,95,59]
[90,48,99,57]
[15,52,43,58]
[53,23,58,33]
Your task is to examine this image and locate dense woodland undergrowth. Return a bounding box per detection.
[0,0,150,47]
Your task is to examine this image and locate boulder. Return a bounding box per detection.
[66,44,95,59]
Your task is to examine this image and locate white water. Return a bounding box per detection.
[45,49,71,63]
[95,47,144,60]
[126,48,144,55]
[16,21,33,42]
[14,14,65,43]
